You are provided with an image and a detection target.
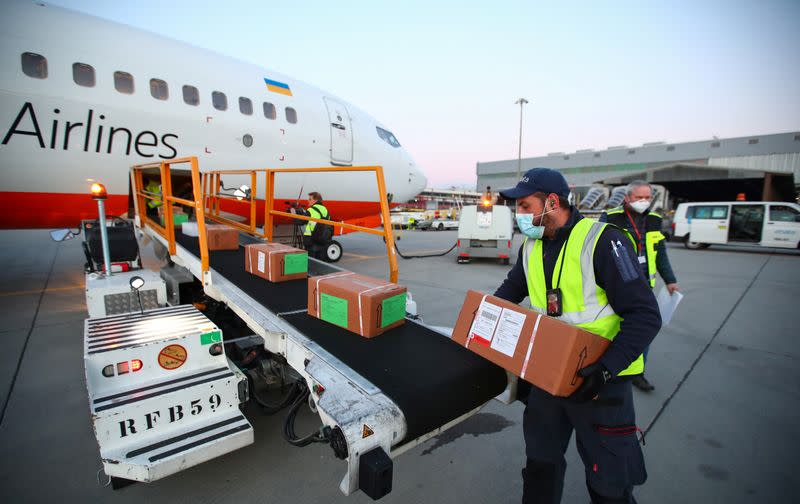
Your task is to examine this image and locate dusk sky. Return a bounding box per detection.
[48,0,800,188]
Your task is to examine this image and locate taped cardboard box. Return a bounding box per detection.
[245,243,308,282]
[452,290,610,397]
[308,272,407,338]
[206,224,239,250]
[158,206,187,226]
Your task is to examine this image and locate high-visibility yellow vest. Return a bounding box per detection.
[304,204,329,236]
[605,207,666,288]
[145,180,162,209]
[521,218,644,376]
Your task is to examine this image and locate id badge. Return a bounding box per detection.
[546,288,563,317]
[638,255,647,264]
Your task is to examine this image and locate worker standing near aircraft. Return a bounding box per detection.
[493,168,661,504]
[600,180,679,392]
[289,192,330,259]
[144,178,162,220]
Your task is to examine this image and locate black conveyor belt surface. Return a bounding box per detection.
[174,232,508,442]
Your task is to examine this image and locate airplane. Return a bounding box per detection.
[0,0,427,230]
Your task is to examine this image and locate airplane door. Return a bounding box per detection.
[324,97,353,165]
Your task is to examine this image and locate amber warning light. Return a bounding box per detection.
[90,182,107,200]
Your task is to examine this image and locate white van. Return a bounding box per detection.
[672,201,800,249]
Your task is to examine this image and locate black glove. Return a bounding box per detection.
[569,363,613,403]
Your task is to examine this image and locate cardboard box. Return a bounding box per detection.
[205,224,239,250]
[158,206,187,226]
[308,272,407,338]
[452,290,610,397]
[245,243,308,282]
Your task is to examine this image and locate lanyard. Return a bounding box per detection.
[547,231,572,290]
[625,208,644,253]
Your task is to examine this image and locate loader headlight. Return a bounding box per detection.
[129,276,145,290]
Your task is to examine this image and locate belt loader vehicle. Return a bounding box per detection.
[59,158,510,500]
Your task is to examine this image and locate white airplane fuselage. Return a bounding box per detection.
[0,1,427,228]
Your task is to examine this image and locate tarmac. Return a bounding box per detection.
[0,227,798,503]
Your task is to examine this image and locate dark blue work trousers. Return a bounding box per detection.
[522,381,647,504]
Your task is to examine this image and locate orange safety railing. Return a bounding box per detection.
[132,157,399,283]
[133,157,211,276]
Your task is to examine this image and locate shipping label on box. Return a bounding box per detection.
[283,253,308,275]
[490,308,528,357]
[321,293,349,328]
[381,293,407,328]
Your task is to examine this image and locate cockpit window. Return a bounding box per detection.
[376,126,401,148]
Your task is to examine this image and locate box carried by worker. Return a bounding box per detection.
[452,290,610,397]
[308,272,407,338]
[245,243,308,282]
[206,224,239,250]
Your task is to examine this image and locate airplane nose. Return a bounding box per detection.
[410,164,427,195]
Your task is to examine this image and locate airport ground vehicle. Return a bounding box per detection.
[673,201,800,249]
[417,219,459,231]
[389,212,425,229]
[456,204,514,264]
[62,158,510,499]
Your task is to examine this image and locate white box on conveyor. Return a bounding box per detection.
[182,221,199,237]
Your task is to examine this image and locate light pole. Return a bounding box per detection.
[515,97,529,180]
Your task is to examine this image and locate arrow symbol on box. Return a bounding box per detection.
[571,347,588,385]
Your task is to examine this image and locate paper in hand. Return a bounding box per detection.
[656,288,683,327]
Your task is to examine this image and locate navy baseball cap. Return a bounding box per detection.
[498,167,570,200]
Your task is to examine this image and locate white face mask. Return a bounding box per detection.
[629,200,651,214]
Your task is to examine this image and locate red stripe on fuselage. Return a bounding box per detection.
[0,191,389,231]
[0,192,129,229]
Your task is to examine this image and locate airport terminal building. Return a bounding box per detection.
[476,131,800,203]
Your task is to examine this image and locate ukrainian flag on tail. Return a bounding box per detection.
[264,77,292,96]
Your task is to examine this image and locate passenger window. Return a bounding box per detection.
[692,206,728,219]
[710,206,728,219]
[263,102,276,119]
[114,71,134,94]
[770,205,799,222]
[73,63,95,87]
[21,52,48,79]
[150,79,168,100]
[239,97,253,115]
[376,126,401,147]
[285,107,297,124]
[183,85,199,106]
[212,91,227,111]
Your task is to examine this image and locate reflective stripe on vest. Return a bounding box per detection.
[304,204,329,236]
[522,218,644,376]
[644,229,666,288]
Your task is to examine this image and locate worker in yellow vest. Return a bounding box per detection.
[494,168,661,504]
[601,180,679,392]
[289,192,330,259]
[145,178,162,219]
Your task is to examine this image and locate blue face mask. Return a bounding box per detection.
[516,207,553,239]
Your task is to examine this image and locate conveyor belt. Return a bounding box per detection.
[174,233,507,442]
